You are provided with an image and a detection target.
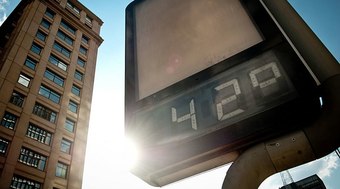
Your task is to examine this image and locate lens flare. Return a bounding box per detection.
[123,138,139,170]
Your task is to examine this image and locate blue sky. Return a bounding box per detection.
[288,0,340,62]
[1,0,339,189]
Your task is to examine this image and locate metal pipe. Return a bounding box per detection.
[221,143,276,189]
[222,131,316,189]
[260,0,340,83]
[260,0,340,161]
[222,0,340,188]
[222,74,340,189]
[303,75,340,157]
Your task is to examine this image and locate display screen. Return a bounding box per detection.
[133,51,297,145]
[134,0,263,99]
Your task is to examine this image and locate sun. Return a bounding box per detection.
[122,137,139,170]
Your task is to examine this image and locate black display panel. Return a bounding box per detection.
[133,51,296,146]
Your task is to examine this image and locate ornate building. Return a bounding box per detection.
[0,0,103,188]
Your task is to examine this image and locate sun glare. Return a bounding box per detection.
[123,138,139,170]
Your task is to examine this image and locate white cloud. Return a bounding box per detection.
[0,0,9,11]
[0,0,9,25]
[259,152,339,189]
[0,12,7,25]
[317,153,339,179]
[259,174,283,189]
[286,152,340,189]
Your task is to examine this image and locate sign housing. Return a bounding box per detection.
[125,0,321,186]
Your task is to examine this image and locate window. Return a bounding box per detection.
[85,15,92,25]
[44,69,64,87]
[36,30,47,41]
[53,42,71,58]
[49,54,68,71]
[79,46,87,55]
[65,118,75,133]
[60,138,71,154]
[26,123,52,145]
[57,30,73,46]
[33,103,57,123]
[74,70,83,81]
[11,175,41,189]
[41,18,51,29]
[60,20,76,35]
[31,43,42,55]
[10,91,25,107]
[1,112,18,130]
[71,85,80,96]
[68,101,78,113]
[39,85,61,104]
[77,58,85,68]
[0,138,9,155]
[45,8,55,19]
[66,1,80,15]
[24,57,37,70]
[18,73,31,87]
[56,162,68,179]
[81,35,89,44]
[18,147,47,171]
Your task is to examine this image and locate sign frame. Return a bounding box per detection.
[125,0,321,186]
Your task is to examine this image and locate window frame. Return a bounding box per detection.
[71,85,81,96]
[11,175,42,189]
[44,69,65,87]
[65,118,75,133]
[79,45,87,55]
[24,57,38,70]
[26,123,52,145]
[18,147,47,171]
[81,35,89,44]
[36,30,47,41]
[74,70,83,81]
[56,162,68,179]
[77,58,85,68]
[68,100,78,113]
[66,1,80,15]
[60,138,72,154]
[18,73,31,87]
[57,30,74,46]
[9,91,25,107]
[53,42,71,58]
[0,137,9,155]
[33,103,57,123]
[85,15,93,25]
[41,18,51,30]
[49,54,68,71]
[45,8,55,19]
[1,111,18,130]
[60,20,76,35]
[39,85,61,104]
[31,43,43,55]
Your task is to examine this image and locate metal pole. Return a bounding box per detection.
[336,148,340,159]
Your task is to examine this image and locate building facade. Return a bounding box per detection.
[0,0,103,188]
[279,175,326,189]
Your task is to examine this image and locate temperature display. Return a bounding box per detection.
[133,51,296,145]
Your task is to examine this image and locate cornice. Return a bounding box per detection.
[40,0,104,45]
